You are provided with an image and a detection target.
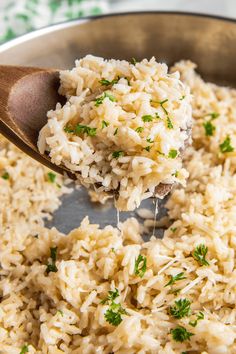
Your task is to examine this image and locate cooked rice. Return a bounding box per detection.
[1,60,236,353]
[38,55,192,211]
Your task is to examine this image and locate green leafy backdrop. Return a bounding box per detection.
[0,0,108,43]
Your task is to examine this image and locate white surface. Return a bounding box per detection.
[110,0,236,19]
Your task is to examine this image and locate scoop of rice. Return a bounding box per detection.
[38,55,192,210]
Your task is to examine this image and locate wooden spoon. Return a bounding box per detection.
[0,65,182,197]
[0,65,78,178]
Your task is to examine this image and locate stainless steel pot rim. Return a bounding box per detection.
[1,10,236,54]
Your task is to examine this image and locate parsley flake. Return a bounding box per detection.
[189,311,204,327]
[20,345,29,354]
[164,272,186,287]
[102,289,128,326]
[112,151,124,159]
[170,227,177,232]
[144,146,151,152]
[203,121,215,136]
[46,247,58,274]
[142,115,153,122]
[130,57,137,65]
[169,298,191,319]
[168,149,178,158]
[47,172,56,183]
[146,138,154,143]
[219,136,234,153]
[206,112,219,120]
[171,326,193,343]
[167,116,174,129]
[64,124,97,137]
[114,128,118,136]
[57,309,64,316]
[135,127,144,133]
[134,254,147,278]
[180,95,186,100]
[95,92,116,106]
[192,244,209,266]
[99,77,119,86]
[1,171,9,180]
[102,120,109,129]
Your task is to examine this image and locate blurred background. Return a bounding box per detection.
[1,0,236,43]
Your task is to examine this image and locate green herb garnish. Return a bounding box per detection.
[168,149,178,158]
[170,227,177,232]
[135,127,144,133]
[101,288,119,304]
[46,247,58,274]
[130,57,137,65]
[134,254,147,278]
[171,326,193,343]
[47,172,56,183]
[102,289,128,326]
[180,95,186,100]
[144,146,151,152]
[95,92,116,106]
[206,112,219,119]
[64,124,97,137]
[169,298,191,319]
[99,77,119,86]
[167,116,174,129]
[165,272,186,287]
[146,138,154,143]
[114,128,118,136]
[219,136,234,153]
[1,171,9,180]
[20,345,29,354]
[203,121,215,136]
[159,99,169,115]
[142,115,153,122]
[192,244,209,266]
[189,311,204,327]
[102,120,109,129]
[112,151,124,159]
[57,310,64,316]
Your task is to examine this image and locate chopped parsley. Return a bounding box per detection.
[203,121,215,136]
[164,272,186,287]
[112,151,124,159]
[146,138,154,143]
[144,146,151,152]
[169,298,191,319]
[167,116,174,129]
[1,171,9,180]
[20,345,29,354]
[158,99,168,114]
[189,311,204,327]
[102,289,128,326]
[180,95,186,100]
[46,247,58,274]
[135,127,144,133]
[206,112,219,120]
[114,128,118,136]
[64,124,97,137]
[94,92,116,106]
[142,115,153,123]
[130,57,137,65]
[102,120,109,129]
[155,112,161,119]
[168,149,178,158]
[101,288,119,304]
[171,326,193,343]
[134,254,147,278]
[173,171,179,177]
[192,244,209,266]
[99,77,119,86]
[170,227,177,232]
[219,136,234,153]
[47,172,56,183]
[57,309,64,316]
